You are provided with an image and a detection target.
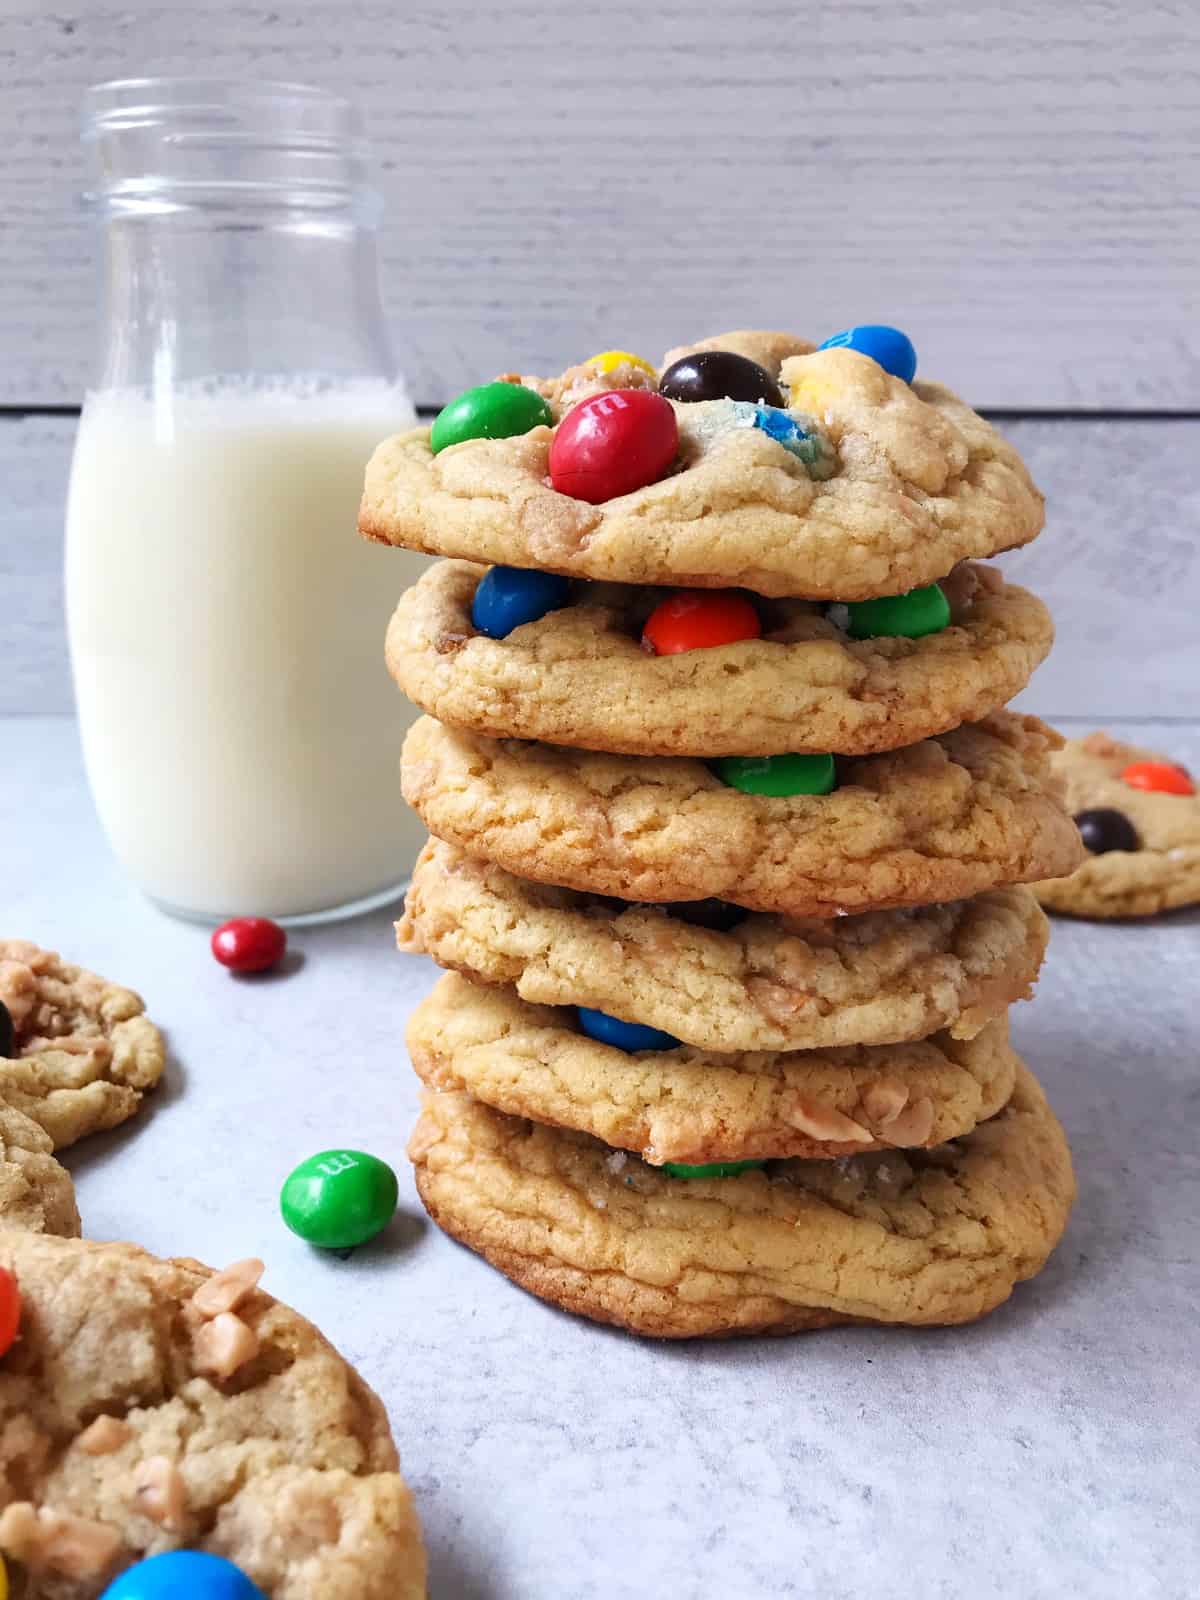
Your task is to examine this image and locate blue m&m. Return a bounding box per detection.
[471,566,571,639]
[818,326,917,384]
[577,1008,679,1052]
[101,1551,266,1600]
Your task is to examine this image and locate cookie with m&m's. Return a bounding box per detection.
[1033,731,1200,917]
[400,710,1083,918]
[359,328,1044,600]
[406,1064,1074,1339]
[384,559,1053,757]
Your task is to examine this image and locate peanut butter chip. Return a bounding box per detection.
[191,1257,265,1319]
[883,1096,936,1147]
[861,1080,910,1126]
[192,1311,260,1380]
[0,1501,123,1579]
[133,1454,187,1530]
[77,1415,132,1456]
[787,1097,872,1144]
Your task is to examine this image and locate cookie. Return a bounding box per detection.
[401,711,1083,917]
[0,1102,80,1238]
[361,332,1043,601]
[407,1064,1074,1337]
[386,559,1053,757]
[1033,732,1200,918]
[0,1234,427,1600]
[400,839,1048,1052]
[0,940,165,1150]
[408,972,1019,1164]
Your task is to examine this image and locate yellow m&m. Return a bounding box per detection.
[584,349,656,377]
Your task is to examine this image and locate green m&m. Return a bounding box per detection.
[280,1149,398,1249]
[715,751,836,797]
[663,1159,765,1179]
[842,583,951,641]
[430,382,554,455]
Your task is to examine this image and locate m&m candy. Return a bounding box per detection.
[280,1150,398,1250]
[100,1551,266,1599]
[584,349,656,377]
[0,1000,13,1058]
[818,325,917,384]
[0,1266,20,1359]
[549,390,678,503]
[430,382,553,455]
[659,350,784,408]
[642,591,761,655]
[211,918,287,975]
[662,1159,765,1179]
[715,753,837,797]
[1074,809,1139,855]
[841,584,951,641]
[472,566,571,639]
[577,1008,679,1052]
[1120,761,1194,796]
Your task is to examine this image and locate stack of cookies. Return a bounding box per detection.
[361,326,1084,1338]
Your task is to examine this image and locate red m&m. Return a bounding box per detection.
[0,1266,20,1359]
[549,390,678,504]
[1120,761,1194,796]
[642,591,761,655]
[211,917,287,974]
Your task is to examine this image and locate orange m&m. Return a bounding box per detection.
[1120,761,1194,796]
[642,591,762,655]
[0,1266,20,1360]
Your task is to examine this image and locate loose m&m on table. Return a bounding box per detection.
[280,1149,399,1250]
[549,389,678,504]
[642,591,761,655]
[211,917,287,974]
[430,381,553,455]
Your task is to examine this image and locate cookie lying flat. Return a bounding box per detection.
[386,559,1053,757]
[1033,732,1200,918]
[0,1102,80,1238]
[399,839,1048,1052]
[408,1065,1074,1338]
[401,711,1082,917]
[0,940,165,1150]
[408,973,1018,1165]
[361,332,1044,600]
[0,1233,427,1600]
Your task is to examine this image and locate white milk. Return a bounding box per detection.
[66,379,428,920]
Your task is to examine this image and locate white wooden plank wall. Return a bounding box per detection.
[1,0,1198,408]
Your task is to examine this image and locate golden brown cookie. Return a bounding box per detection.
[400,839,1048,1052]
[408,1064,1074,1338]
[386,559,1053,757]
[401,711,1083,917]
[0,1233,427,1600]
[408,973,1019,1164]
[360,335,1044,600]
[1033,732,1200,918]
[0,1102,80,1238]
[0,940,165,1151]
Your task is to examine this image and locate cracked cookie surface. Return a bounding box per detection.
[361,331,1044,601]
[408,1063,1074,1338]
[401,711,1082,916]
[386,559,1053,756]
[1032,732,1200,918]
[408,973,1018,1165]
[0,941,165,1151]
[0,1232,426,1600]
[400,839,1047,1052]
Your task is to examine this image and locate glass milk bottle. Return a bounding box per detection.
[67,79,428,922]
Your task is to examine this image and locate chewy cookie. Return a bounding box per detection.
[1033,732,1200,918]
[408,1065,1075,1338]
[0,940,165,1151]
[408,973,1019,1164]
[0,1235,426,1600]
[401,711,1083,916]
[0,944,428,1599]
[386,559,1053,757]
[361,332,1044,600]
[399,840,1048,1052]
